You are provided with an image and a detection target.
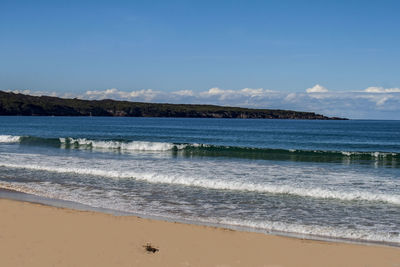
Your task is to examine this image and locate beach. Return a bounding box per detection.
[2,0,400,265]
[1,118,400,266]
[1,198,399,267]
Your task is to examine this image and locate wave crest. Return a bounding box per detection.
[59,137,188,151]
[1,162,399,205]
[0,135,21,143]
[1,134,399,163]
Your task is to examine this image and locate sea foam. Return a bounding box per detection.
[0,135,21,143]
[59,137,188,151]
[1,162,399,205]
[0,180,399,245]
[213,218,400,244]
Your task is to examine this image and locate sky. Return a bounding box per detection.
[1,0,400,119]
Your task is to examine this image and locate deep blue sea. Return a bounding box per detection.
[0,117,399,245]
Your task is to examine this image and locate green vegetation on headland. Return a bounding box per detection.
[0,91,347,119]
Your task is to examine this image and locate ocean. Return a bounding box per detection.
[0,116,399,246]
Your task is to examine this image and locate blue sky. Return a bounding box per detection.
[1,0,400,119]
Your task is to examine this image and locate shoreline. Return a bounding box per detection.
[1,187,399,249]
[1,197,399,266]
[1,190,400,266]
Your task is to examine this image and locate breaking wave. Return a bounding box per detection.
[0,135,21,143]
[1,162,399,205]
[59,137,189,151]
[1,135,400,163]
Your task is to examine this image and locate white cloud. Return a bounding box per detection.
[85,88,161,102]
[284,93,297,102]
[5,89,59,97]
[306,84,329,93]
[240,88,268,97]
[197,87,276,102]
[172,90,194,96]
[125,89,159,100]
[376,96,391,106]
[8,89,32,95]
[205,87,227,96]
[364,87,400,93]
[357,94,395,107]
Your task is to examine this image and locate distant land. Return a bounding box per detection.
[0,91,347,120]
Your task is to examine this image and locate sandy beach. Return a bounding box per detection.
[0,199,398,267]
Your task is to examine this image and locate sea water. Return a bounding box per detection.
[0,117,399,245]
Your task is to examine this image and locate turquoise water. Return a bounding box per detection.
[0,117,399,245]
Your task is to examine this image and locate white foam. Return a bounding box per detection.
[213,218,400,244]
[0,135,21,143]
[1,162,399,205]
[60,137,188,151]
[341,151,394,157]
[0,181,399,245]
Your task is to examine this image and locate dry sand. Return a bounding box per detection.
[0,198,399,267]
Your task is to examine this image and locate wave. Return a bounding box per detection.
[0,135,21,143]
[182,144,400,164]
[213,218,400,245]
[1,162,399,205]
[59,137,190,151]
[1,134,400,163]
[0,135,191,151]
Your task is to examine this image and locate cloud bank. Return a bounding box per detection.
[306,84,329,93]
[5,85,400,119]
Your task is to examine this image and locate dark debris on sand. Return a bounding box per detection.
[144,243,159,253]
